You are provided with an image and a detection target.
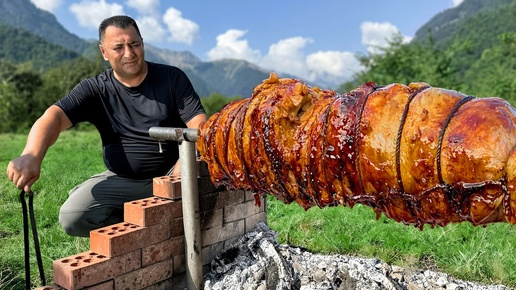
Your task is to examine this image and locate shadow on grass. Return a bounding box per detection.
[0,268,24,290]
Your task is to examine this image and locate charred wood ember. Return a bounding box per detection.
[204,223,512,290]
[197,72,516,229]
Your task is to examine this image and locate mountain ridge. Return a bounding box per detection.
[0,0,512,98]
[0,0,286,98]
[0,0,91,54]
[413,0,514,46]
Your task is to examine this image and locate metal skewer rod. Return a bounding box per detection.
[149,127,199,142]
[149,127,203,290]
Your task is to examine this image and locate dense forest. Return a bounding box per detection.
[0,0,514,133]
[0,25,81,68]
[339,0,516,102]
[337,31,516,102]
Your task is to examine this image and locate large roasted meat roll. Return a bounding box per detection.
[197,72,516,228]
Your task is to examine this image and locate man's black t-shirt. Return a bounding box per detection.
[55,62,206,179]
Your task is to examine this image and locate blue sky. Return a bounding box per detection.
[30,0,464,87]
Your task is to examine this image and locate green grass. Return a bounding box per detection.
[1,130,516,289]
[0,130,104,289]
[267,198,516,287]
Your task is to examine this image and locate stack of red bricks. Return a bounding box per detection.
[34,160,267,290]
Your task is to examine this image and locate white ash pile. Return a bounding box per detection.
[204,223,512,290]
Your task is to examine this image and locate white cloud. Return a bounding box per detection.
[69,0,125,30]
[207,29,261,62]
[306,51,363,87]
[360,21,411,53]
[135,16,166,42]
[162,7,199,45]
[125,0,159,16]
[452,0,464,7]
[207,31,362,88]
[30,0,62,13]
[206,22,408,86]
[261,37,313,75]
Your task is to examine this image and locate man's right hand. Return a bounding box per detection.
[6,154,42,193]
[6,105,72,193]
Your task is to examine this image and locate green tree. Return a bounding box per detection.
[201,93,242,117]
[40,56,105,104]
[0,25,80,70]
[0,60,43,132]
[337,34,460,93]
[0,79,16,132]
[462,33,516,104]
[0,56,106,133]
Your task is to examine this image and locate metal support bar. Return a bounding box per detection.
[179,140,203,289]
[149,127,199,142]
[149,127,203,290]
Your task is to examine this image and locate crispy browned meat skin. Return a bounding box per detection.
[197,72,516,228]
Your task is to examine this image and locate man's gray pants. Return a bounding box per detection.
[59,170,153,237]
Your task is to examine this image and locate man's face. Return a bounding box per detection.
[99,25,146,82]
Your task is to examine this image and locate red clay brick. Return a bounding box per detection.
[83,280,114,290]
[114,259,173,290]
[201,208,223,230]
[90,222,146,257]
[153,176,182,200]
[202,219,245,247]
[53,250,141,290]
[245,191,267,207]
[168,273,187,290]
[173,254,186,274]
[198,176,223,195]
[200,190,244,212]
[153,272,188,290]
[142,236,185,266]
[124,197,182,227]
[226,189,248,205]
[225,199,265,223]
[47,187,270,290]
[197,159,210,177]
[33,282,114,290]
[146,221,172,244]
[142,277,174,290]
[245,211,267,232]
[170,218,184,237]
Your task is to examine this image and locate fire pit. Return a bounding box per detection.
[204,223,511,290]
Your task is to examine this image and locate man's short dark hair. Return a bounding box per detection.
[99,15,142,43]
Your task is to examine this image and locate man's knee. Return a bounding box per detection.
[59,207,123,237]
[59,210,91,237]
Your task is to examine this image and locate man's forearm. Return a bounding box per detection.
[168,113,207,178]
[21,105,72,161]
[186,113,207,129]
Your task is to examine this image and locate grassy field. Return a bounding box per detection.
[1,130,516,289]
[0,131,102,289]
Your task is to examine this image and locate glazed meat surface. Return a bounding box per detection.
[197,73,516,228]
